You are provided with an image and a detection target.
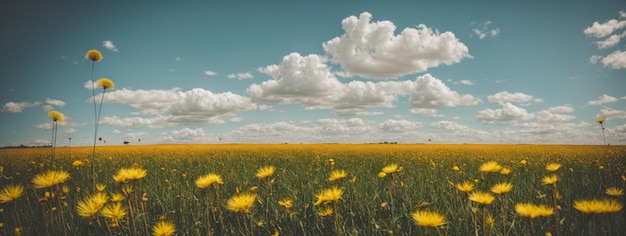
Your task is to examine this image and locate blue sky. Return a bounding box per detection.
[1,0,625,146]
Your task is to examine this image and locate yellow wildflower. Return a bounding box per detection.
[411,210,447,228]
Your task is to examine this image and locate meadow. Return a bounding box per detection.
[0,144,624,236]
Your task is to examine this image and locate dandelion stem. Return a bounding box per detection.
[91,61,97,191]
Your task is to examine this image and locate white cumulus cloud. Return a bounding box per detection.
[204,70,217,76]
[488,91,543,106]
[585,11,626,69]
[227,72,254,80]
[587,94,618,105]
[471,21,500,39]
[1,101,41,113]
[408,74,481,108]
[476,103,534,124]
[103,40,119,52]
[323,12,471,79]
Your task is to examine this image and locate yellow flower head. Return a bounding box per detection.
[545,163,562,172]
[485,213,496,227]
[452,166,460,171]
[456,181,475,193]
[499,167,511,175]
[518,159,527,165]
[115,167,147,182]
[77,193,108,218]
[328,170,348,181]
[278,198,294,209]
[515,203,552,219]
[48,111,64,122]
[72,160,83,167]
[468,191,495,205]
[97,78,114,90]
[255,166,275,179]
[110,193,124,202]
[86,49,103,62]
[411,210,447,228]
[317,207,334,217]
[152,221,176,236]
[100,202,127,226]
[574,199,623,214]
[96,183,106,192]
[32,170,71,189]
[195,173,224,189]
[479,161,502,173]
[377,172,387,178]
[0,184,25,203]
[606,187,624,196]
[596,117,606,124]
[314,186,343,206]
[226,193,256,213]
[382,163,400,174]
[491,182,513,195]
[541,174,558,186]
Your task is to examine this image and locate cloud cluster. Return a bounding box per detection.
[1,101,40,113]
[471,21,500,39]
[103,40,119,52]
[323,12,471,79]
[488,91,543,106]
[93,87,262,128]
[585,11,626,69]
[587,94,618,105]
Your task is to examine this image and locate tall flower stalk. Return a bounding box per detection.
[86,49,102,190]
[596,117,606,145]
[48,111,64,160]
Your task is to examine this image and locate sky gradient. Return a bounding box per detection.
[1,0,625,146]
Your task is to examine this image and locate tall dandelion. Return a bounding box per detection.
[596,117,606,145]
[48,111,64,159]
[412,210,446,235]
[86,49,102,191]
[491,182,513,236]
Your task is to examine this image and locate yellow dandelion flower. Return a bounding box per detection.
[452,166,460,171]
[71,160,83,167]
[48,111,64,122]
[110,193,124,202]
[100,202,127,227]
[469,191,495,205]
[86,49,103,62]
[479,161,502,173]
[535,204,554,217]
[485,213,495,227]
[596,117,606,124]
[377,172,387,178]
[491,182,513,195]
[545,163,562,172]
[499,167,511,175]
[255,166,275,179]
[382,163,400,174]
[313,186,343,206]
[541,174,558,186]
[96,184,106,192]
[411,210,447,228]
[0,185,25,203]
[152,221,176,236]
[226,193,256,213]
[456,181,475,193]
[328,170,348,181]
[126,167,147,180]
[77,193,108,218]
[62,185,70,194]
[515,203,538,218]
[32,170,70,189]
[317,207,334,217]
[574,199,623,214]
[97,78,114,90]
[195,173,224,189]
[518,159,527,165]
[606,187,624,196]
[278,198,294,209]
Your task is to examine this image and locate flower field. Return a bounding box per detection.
[0,144,624,235]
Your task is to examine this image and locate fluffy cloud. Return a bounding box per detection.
[380,119,422,132]
[488,91,543,105]
[204,70,217,76]
[103,40,119,52]
[42,98,66,111]
[96,87,261,128]
[598,108,626,120]
[536,105,576,123]
[587,94,618,105]
[471,21,500,39]
[159,128,206,143]
[409,108,443,117]
[476,103,534,124]
[323,12,471,79]
[585,11,626,69]
[251,54,478,113]
[227,72,254,80]
[408,74,481,108]
[1,101,41,113]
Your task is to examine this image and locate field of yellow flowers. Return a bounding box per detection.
[0,144,624,236]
